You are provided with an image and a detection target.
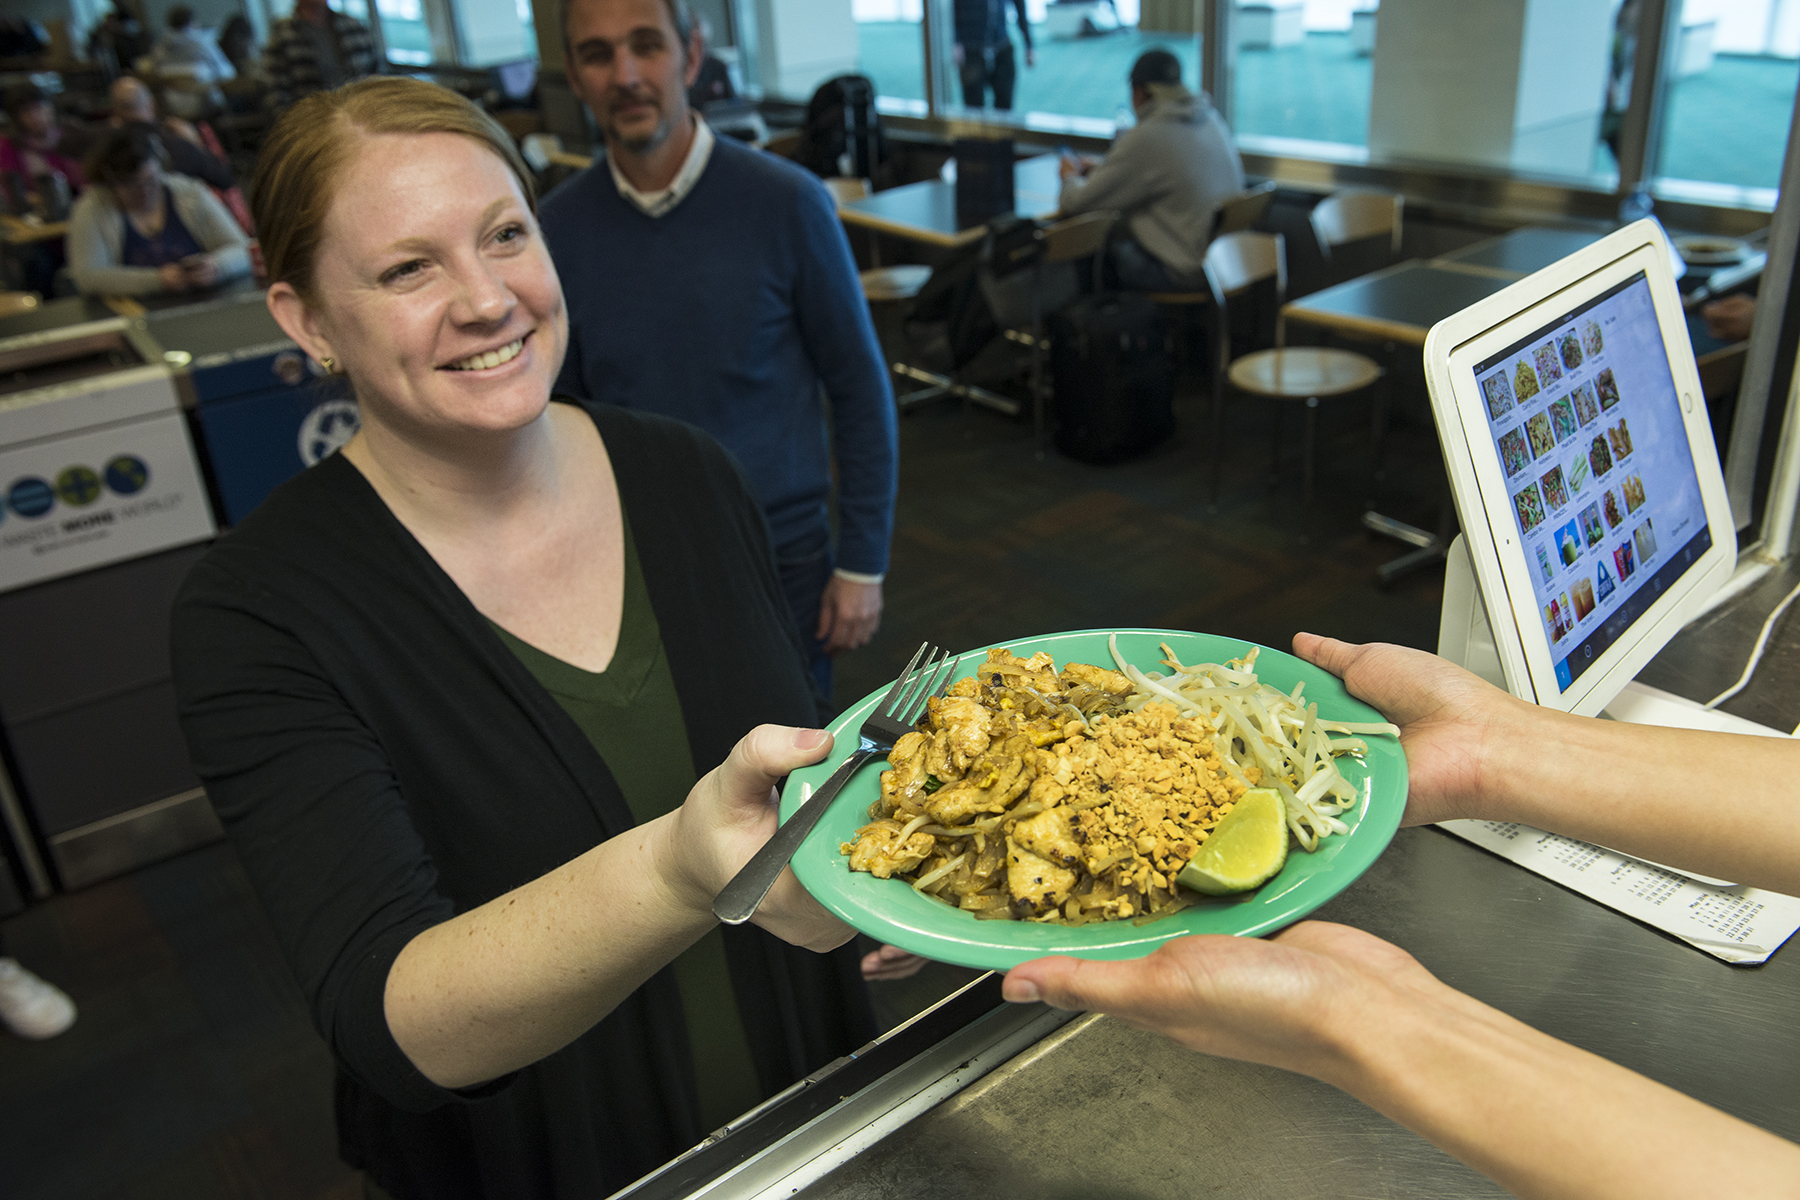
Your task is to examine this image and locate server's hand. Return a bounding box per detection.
[676,725,853,953]
[1003,921,1421,1080]
[1291,633,1517,827]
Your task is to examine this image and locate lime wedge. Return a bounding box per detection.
[1176,787,1290,896]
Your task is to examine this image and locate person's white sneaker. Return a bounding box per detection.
[0,957,76,1040]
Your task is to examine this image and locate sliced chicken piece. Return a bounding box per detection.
[845,820,937,879]
[1007,837,1079,916]
[926,781,1008,825]
[977,648,1062,694]
[883,731,930,798]
[928,694,993,770]
[1012,807,1083,868]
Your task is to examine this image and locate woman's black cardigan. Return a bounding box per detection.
[171,402,874,1199]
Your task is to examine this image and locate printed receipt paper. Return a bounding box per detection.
[1440,820,1800,965]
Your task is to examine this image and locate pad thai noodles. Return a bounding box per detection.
[839,636,1399,925]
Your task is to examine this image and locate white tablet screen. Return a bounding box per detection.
[1470,271,1713,693]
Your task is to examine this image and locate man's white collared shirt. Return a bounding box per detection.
[607,114,714,218]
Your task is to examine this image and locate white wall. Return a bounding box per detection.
[755,0,859,98]
[1369,0,1612,175]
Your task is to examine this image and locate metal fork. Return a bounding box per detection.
[713,642,957,925]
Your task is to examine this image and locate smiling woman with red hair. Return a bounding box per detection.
[170,77,893,1200]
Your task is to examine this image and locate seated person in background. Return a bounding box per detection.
[263,0,380,109]
[86,5,150,76]
[1058,49,1245,292]
[1702,292,1757,343]
[1,82,87,213]
[66,126,249,296]
[217,16,270,111]
[108,76,234,192]
[1006,635,1800,1198]
[150,6,237,86]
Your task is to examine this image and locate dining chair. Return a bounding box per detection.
[1310,188,1404,265]
[1213,180,1279,238]
[1204,231,1384,505]
[1141,182,1280,379]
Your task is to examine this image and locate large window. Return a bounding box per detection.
[767,0,1798,221]
[853,0,926,108]
[850,1,1199,129]
[1231,0,1373,151]
[375,0,434,64]
[250,0,535,68]
[1653,0,1800,204]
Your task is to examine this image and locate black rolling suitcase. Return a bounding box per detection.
[1049,293,1174,464]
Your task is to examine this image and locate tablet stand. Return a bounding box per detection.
[1436,534,1788,736]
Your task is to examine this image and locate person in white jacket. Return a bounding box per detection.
[1058,48,1245,291]
[66,124,249,297]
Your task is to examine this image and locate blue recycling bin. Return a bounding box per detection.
[145,292,359,527]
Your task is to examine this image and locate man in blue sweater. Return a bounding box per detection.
[543,0,899,706]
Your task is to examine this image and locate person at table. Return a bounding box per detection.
[108,76,234,192]
[218,15,272,111]
[1702,293,1757,343]
[1005,635,1800,1199]
[86,4,150,77]
[170,76,906,1199]
[543,0,898,710]
[1,82,87,213]
[263,0,380,110]
[953,0,1034,111]
[1057,49,1245,293]
[151,6,237,82]
[66,126,249,297]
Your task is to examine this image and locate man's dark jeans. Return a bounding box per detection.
[959,38,1017,110]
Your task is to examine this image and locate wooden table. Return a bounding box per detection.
[836,153,1063,248]
[0,214,69,245]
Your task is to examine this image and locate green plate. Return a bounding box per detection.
[782,629,1407,971]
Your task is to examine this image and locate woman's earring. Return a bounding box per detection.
[320,356,335,373]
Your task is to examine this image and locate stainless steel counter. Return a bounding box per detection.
[613,578,1800,1200]
[782,822,1800,1200]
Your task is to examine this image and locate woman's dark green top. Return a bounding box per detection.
[170,401,875,1200]
[489,511,762,1133]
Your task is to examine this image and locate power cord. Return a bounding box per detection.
[1700,577,1800,723]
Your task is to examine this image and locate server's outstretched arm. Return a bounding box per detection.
[1292,634,1800,897]
[1004,922,1800,1200]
